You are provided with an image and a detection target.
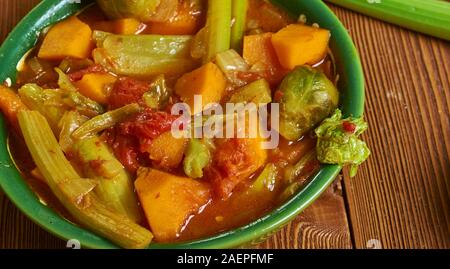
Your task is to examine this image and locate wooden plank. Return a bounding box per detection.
[329,4,450,249]
[0,0,41,42]
[0,0,68,249]
[255,178,353,249]
[0,192,65,248]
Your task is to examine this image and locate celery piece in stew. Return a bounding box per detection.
[72,103,141,140]
[18,110,152,249]
[203,0,232,63]
[230,0,248,52]
[73,136,143,223]
[93,31,199,78]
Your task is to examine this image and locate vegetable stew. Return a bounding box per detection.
[0,0,370,248]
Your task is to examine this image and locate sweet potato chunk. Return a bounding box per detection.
[271,24,331,70]
[135,168,211,242]
[75,73,117,105]
[93,18,143,35]
[243,33,288,85]
[114,18,143,34]
[38,16,93,61]
[0,85,28,131]
[148,131,188,169]
[175,62,226,114]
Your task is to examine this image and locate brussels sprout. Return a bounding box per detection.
[277,66,339,141]
[96,0,160,21]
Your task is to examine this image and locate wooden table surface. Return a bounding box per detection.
[0,0,449,249]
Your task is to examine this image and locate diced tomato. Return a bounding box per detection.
[206,139,259,199]
[273,89,284,102]
[105,109,179,172]
[236,71,264,84]
[118,108,178,142]
[108,77,151,109]
[343,121,357,133]
[103,129,141,173]
[236,68,286,87]
[68,64,106,82]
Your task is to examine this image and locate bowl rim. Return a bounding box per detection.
[0,0,364,249]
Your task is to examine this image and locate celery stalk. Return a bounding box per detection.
[59,111,88,153]
[203,0,232,63]
[60,108,143,222]
[93,31,199,78]
[18,84,68,134]
[74,136,143,223]
[228,79,272,105]
[324,0,450,40]
[183,139,211,179]
[216,49,248,72]
[18,111,152,249]
[230,0,248,52]
[55,68,105,117]
[250,163,278,193]
[283,151,317,184]
[72,103,141,139]
[216,49,249,86]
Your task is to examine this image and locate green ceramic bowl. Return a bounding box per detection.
[0,0,364,249]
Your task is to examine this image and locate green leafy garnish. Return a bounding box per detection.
[315,109,370,177]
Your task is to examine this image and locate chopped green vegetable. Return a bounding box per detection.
[58,111,88,153]
[142,75,172,110]
[280,151,318,202]
[18,84,68,134]
[58,109,143,222]
[18,110,152,249]
[72,103,141,140]
[250,163,278,193]
[203,0,232,63]
[92,30,110,47]
[230,0,248,52]
[18,81,101,135]
[55,68,105,118]
[283,151,317,184]
[73,136,143,223]
[96,0,160,21]
[277,66,339,141]
[191,27,208,59]
[279,181,302,203]
[93,31,198,78]
[324,0,450,41]
[315,109,370,177]
[215,49,248,86]
[228,79,272,105]
[58,58,94,73]
[183,139,211,178]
